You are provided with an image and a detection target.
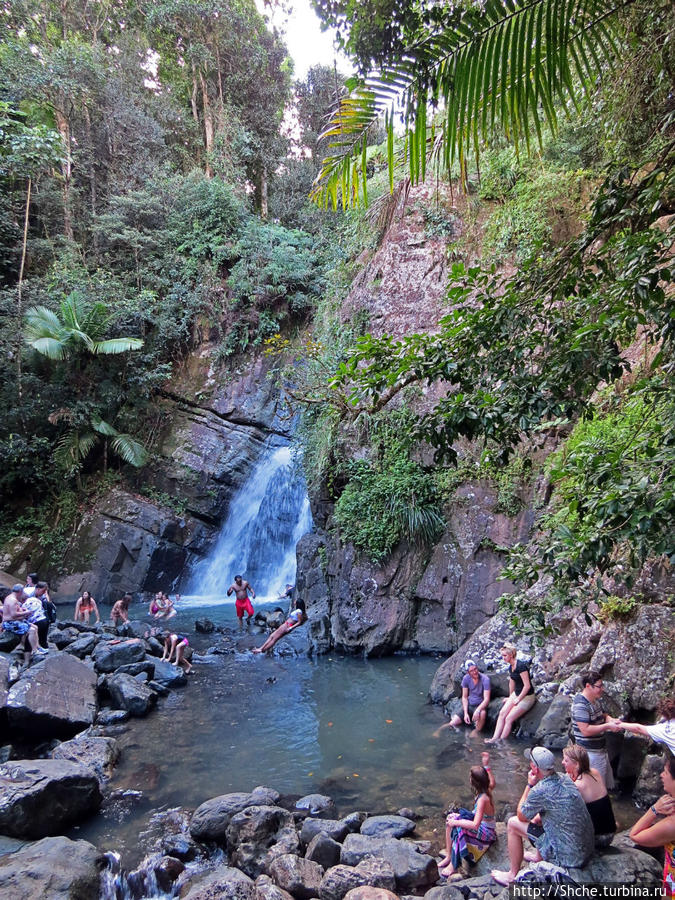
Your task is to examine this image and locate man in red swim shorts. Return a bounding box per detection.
[227,574,255,628]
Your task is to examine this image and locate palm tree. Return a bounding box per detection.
[310,0,633,208]
[25,292,148,480]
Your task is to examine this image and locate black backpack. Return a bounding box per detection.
[42,596,57,623]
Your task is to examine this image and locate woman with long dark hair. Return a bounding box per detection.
[439,752,497,880]
[630,755,675,897]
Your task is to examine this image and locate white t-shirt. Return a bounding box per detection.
[646,720,675,755]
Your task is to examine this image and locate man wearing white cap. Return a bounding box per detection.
[1,584,42,665]
[491,746,594,886]
[434,659,491,736]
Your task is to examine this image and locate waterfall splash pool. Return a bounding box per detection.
[74,600,534,867]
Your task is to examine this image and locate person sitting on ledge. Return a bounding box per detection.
[2,584,43,664]
[434,659,491,736]
[253,599,306,654]
[562,744,616,848]
[491,746,594,886]
[439,751,497,880]
[630,754,675,898]
[485,643,536,744]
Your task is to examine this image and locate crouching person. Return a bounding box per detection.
[491,746,594,886]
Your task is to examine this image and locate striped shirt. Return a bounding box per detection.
[572,693,607,751]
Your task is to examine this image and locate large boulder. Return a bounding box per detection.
[360,815,416,839]
[150,658,188,689]
[301,817,350,846]
[340,834,438,892]
[190,787,280,844]
[0,835,100,899]
[0,758,102,839]
[533,693,572,749]
[182,864,256,900]
[64,633,99,659]
[6,654,97,738]
[319,858,396,900]
[633,754,666,808]
[225,805,296,877]
[305,832,342,869]
[51,734,120,783]
[255,873,296,900]
[587,604,674,713]
[268,853,324,900]
[296,794,336,816]
[107,672,157,716]
[92,639,146,673]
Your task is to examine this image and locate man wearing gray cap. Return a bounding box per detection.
[434,659,491,736]
[1,584,42,665]
[491,746,594,885]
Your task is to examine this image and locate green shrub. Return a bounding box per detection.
[335,455,444,563]
[598,594,640,621]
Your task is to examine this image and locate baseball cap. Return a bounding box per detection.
[524,747,555,770]
[465,659,478,671]
[12,583,24,592]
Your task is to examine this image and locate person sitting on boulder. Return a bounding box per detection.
[562,744,616,847]
[491,746,594,886]
[1,584,43,664]
[485,643,536,744]
[439,751,497,880]
[74,590,100,624]
[111,593,132,626]
[434,660,491,736]
[23,572,38,597]
[621,697,675,756]
[630,754,675,897]
[162,632,192,673]
[252,599,306,654]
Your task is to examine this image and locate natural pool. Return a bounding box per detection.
[73,597,638,869]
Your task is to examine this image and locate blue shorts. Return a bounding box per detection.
[2,620,31,635]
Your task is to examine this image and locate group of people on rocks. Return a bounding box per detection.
[433,644,675,895]
[0,575,55,664]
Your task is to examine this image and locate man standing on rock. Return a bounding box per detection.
[572,671,622,789]
[227,574,255,629]
[491,746,594,886]
[1,584,43,664]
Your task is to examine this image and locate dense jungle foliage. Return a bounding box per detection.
[0,1,348,556]
[1,0,674,630]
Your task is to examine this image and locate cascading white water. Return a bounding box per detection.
[186,444,312,601]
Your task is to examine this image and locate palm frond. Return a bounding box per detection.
[92,337,144,355]
[27,336,69,360]
[110,432,148,467]
[311,0,629,209]
[91,418,118,436]
[55,429,98,471]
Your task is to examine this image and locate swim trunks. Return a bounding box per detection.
[2,620,31,635]
[235,597,254,617]
[151,603,159,614]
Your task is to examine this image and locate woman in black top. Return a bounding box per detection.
[563,744,616,847]
[485,643,536,744]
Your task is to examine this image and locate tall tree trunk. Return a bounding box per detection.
[255,165,268,219]
[16,176,31,413]
[83,103,98,260]
[55,106,73,241]
[190,61,199,124]
[198,68,214,177]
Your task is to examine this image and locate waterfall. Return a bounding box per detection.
[186,444,312,600]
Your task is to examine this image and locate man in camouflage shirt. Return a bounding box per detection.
[492,746,594,885]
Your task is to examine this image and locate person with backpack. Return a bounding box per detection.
[35,582,57,628]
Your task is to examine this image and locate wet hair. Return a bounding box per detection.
[295,599,306,613]
[82,590,91,601]
[470,765,492,798]
[234,575,243,582]
[580,670,603,687]
[120,595,131,610]
[657,697,675,722]
[563,744,592,777]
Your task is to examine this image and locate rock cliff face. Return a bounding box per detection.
[53,353,291,600]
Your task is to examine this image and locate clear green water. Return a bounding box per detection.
[73,601,637,867]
